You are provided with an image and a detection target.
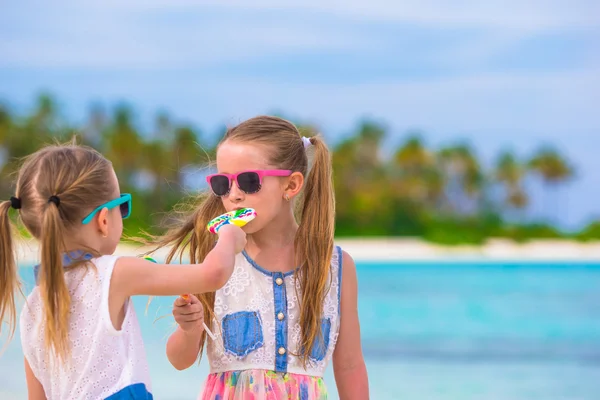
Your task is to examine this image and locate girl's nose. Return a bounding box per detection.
[227,180,244,203]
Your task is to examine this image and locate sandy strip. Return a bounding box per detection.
[14,238,600,264]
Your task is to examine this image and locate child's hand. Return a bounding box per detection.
[172,294,205,335]
[217,224,247,254]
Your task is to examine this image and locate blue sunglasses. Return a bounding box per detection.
[82,193,132,225]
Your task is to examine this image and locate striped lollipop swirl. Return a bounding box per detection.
[207,207,257,234]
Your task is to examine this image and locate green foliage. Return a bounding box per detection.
[574,221,600,242]
[0,94,592,244]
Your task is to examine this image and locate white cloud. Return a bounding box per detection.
[0,3,374,69]
[2,0,598,70]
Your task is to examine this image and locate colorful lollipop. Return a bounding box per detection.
[206,207,256,234]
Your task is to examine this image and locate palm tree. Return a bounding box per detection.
[437,144,484,214]
[331,121,389,234]
[331,137,357,219]
[103,105,143,187]
[494,150,529,215]
[4,94,62,163]
[528,146,574,220]
[332,120,386,186]
[172,125,207,189]
[143,140,172,195]
[529,147,574,184]
[355,121,386,174]
[153,111,172,141]
[393,134,442,206]
[82,103,107,147]
[0,103,11,144]
[394,135,431,171]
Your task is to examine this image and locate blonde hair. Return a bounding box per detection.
[152,116,335,366]
[0,142,115,359]
[0,200,22,348]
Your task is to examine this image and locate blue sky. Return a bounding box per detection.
[1,0,599,229]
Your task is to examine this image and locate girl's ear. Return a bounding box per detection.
[284,172,304,200]
[95,208,110,237]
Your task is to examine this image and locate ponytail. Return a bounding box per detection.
[294,135,335,367]
[39,200,71,360]
[0,200,22,348]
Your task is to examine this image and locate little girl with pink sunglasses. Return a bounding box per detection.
[152,116,369,399]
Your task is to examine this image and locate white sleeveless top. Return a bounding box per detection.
[20,254,152,400]
[206,246,343,377]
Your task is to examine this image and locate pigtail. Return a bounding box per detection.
[39,199,71,360]
[0,200,22,348]
[294,135,335,367]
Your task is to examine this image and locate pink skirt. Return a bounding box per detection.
[200,370,328,400]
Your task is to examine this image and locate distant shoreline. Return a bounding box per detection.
[14,237,600,263]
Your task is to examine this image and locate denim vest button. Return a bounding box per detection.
[278,347,286,355]
[277,312,285,321]
[275,277,283,285]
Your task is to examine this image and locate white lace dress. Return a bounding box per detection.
[201,247,343,399]
[20,253,152,400]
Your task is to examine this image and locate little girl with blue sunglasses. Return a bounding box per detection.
[0,142,246,400]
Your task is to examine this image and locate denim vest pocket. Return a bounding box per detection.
[222,311,264,357]
[309,317,331,361]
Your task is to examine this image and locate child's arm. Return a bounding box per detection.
[166,294,204,370]
[111,224,244,298]
[24,358,46,400]
[333,251,370,399]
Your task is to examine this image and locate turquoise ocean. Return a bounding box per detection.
[1,260,599,399]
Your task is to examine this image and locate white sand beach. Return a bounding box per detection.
[13,237,600,264]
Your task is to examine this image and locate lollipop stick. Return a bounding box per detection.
[180,294,216,340]
[203,322,216,340]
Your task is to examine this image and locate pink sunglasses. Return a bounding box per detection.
[206,169,292,196]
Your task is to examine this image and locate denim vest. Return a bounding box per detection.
[206,246,343,377]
